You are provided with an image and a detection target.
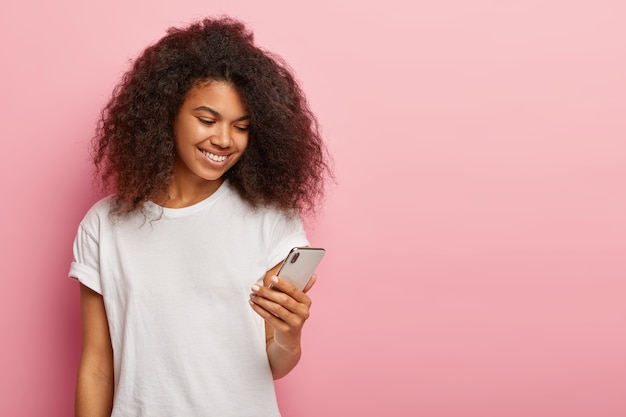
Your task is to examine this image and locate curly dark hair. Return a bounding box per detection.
[93,16,332,217]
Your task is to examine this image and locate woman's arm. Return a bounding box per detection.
[249,264,317,379]
[75,284,114,417]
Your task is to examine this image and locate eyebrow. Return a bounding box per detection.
[193,106,251,121]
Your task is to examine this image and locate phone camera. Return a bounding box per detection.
[290,252,300,263]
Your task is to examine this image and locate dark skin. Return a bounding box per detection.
[252,265,317,379]
[75,285,113,417]
[75,81,317,416]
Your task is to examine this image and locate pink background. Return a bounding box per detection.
[1,1,625,416]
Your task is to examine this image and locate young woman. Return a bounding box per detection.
[69,17,331,416]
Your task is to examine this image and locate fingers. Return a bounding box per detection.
[249,276,312,330]
[251,278,311,314]
[249,298,301,333]
[269,275,313,304]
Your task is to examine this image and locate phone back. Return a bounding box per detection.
[277,247,326,290]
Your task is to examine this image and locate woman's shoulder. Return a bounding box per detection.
[84,195,115,215]
[77,195,118,228]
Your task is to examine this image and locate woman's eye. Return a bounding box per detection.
[199,119,215,126]
[235,125,250,132]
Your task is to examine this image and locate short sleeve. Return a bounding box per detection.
[266,214,310,271]
[68,223,102,294]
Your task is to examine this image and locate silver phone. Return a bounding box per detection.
[274,247,326,290]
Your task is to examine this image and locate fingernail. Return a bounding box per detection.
[251,284,260,292]
[271,276,279,283]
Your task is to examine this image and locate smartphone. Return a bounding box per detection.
[273,247,326,291]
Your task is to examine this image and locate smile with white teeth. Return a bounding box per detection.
[200,149,227,162]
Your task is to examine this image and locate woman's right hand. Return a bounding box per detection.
[75,284,114,417]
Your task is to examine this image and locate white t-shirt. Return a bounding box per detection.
[69,181,308,416]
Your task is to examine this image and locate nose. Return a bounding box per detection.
[210,124,232,148]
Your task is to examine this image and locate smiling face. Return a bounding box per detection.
[171,80,250,198]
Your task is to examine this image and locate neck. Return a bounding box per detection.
[161,177,224,208]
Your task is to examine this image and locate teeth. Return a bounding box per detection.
[201,150,227,162]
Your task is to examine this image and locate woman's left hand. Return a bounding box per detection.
[250,274,316,350]
[249,271,317,378]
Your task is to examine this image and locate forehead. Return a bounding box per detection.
[181,80,248,114]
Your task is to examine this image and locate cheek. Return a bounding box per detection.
[174,124,201,149]
[236,135,250,153]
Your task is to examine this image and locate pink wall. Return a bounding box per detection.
[1,1,625,416]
